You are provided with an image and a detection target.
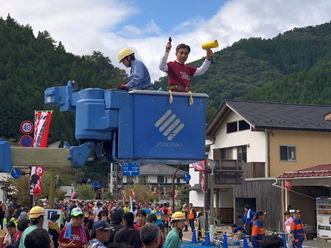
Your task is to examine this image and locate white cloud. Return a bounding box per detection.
[2,0,331,82]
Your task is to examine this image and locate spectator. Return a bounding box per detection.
[24,228,53,248]
[146,214,163,248]
[3,221,16,247]
[243,205,256,239]
[114,212,141,248]
[165,212,186,248]
[106,206,124,246]
[181,204,188,232]
[58,207,90,248]
[252,210,266,248]
[261,235,284,248]
[140,224,161,248]
[88,221,111,248]
[188,203,196,234]
[19,206,45,248]
[48,212,60,248]
[134,210,146,231]
[12,218,30,247]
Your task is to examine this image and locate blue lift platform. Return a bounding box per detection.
[0,81,208,171]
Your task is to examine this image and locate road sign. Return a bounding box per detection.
[183,173,191,182]
[122,163,140,176]
[11,168,22,179]
[285,180,292,190]
[20,135,33,147]
[20,120,33,134]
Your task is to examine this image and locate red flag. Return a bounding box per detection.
[122,190,126,202]
[201,174,205,192]
[192,161,205,171]
[30,166,44,195]
[71,191,77,200]
[33,111,53,147]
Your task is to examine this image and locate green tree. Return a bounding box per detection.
[76,184,95,200]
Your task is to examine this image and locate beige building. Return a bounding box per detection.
[199,100,331,231]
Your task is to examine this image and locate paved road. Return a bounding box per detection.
[178,225,331,248]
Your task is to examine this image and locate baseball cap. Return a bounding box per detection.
[71,207,84,217]
[256,210,266,218]
[289,209,295,213]
[93,221,112,231]
[295,210,301,214]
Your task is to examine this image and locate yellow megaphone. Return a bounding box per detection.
[202,40,218,64]
[202,40,219,50]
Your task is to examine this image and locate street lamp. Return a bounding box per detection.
[208,159,216,242]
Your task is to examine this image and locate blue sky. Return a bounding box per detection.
[1,0,331,81]
[118,0,228,35]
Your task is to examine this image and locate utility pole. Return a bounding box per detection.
[110,163,113,194]
[204,157,209,235]
[115,163,118,201]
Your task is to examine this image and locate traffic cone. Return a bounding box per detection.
[191,228,198,243]
[243,233,249,248]
[222,232,228,248]
[204,229,211,246]
[282,231,287,248]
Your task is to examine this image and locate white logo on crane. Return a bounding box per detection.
[155,110,185,141]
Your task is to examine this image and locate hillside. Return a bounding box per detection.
[154,21,331,120]
[0,15,129,144]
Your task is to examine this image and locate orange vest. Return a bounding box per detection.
[189,209,194,219]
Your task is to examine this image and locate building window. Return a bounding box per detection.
[227,122,237,133]
[139,176,148,184]
[157,176,164,183]
[239,120,250,131]
[221,148,233,159]
[177,178,180,183]
[280,146,296,161]
[237,146,247,162]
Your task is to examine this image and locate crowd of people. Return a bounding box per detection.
[229,204,306,248]
[0,199,196,248]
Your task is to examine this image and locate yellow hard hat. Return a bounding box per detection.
[118,48,134,63]
[171,211,186,222]
[28,206,45,219]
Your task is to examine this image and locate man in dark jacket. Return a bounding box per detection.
[114,212,141,248]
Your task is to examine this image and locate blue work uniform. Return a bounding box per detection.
[243,209,256,224]
[126,59,152,90]
[291,218,305,248]
[251,220,265,248]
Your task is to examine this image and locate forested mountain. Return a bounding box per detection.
[154,21,331,119]
[3,16,331,152]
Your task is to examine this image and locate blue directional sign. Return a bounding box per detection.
[183,173,191,182]
[11,168,22,179]
[122,163,140,176]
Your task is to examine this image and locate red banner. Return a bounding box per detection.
[33,111,53,147]
[30,166,44,195]
[71,191,77,200]
[201,174,205,192]
[122,190,126,202]
[192,161,205,171]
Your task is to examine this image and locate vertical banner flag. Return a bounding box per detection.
[192,161,205,171]
[174,189,178,201]
[130,189,135,212]
[33,111,53,147]
[201,174,205,192]
[30,166,44,195]
[71,191,77,200]
[122,189,126,203]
